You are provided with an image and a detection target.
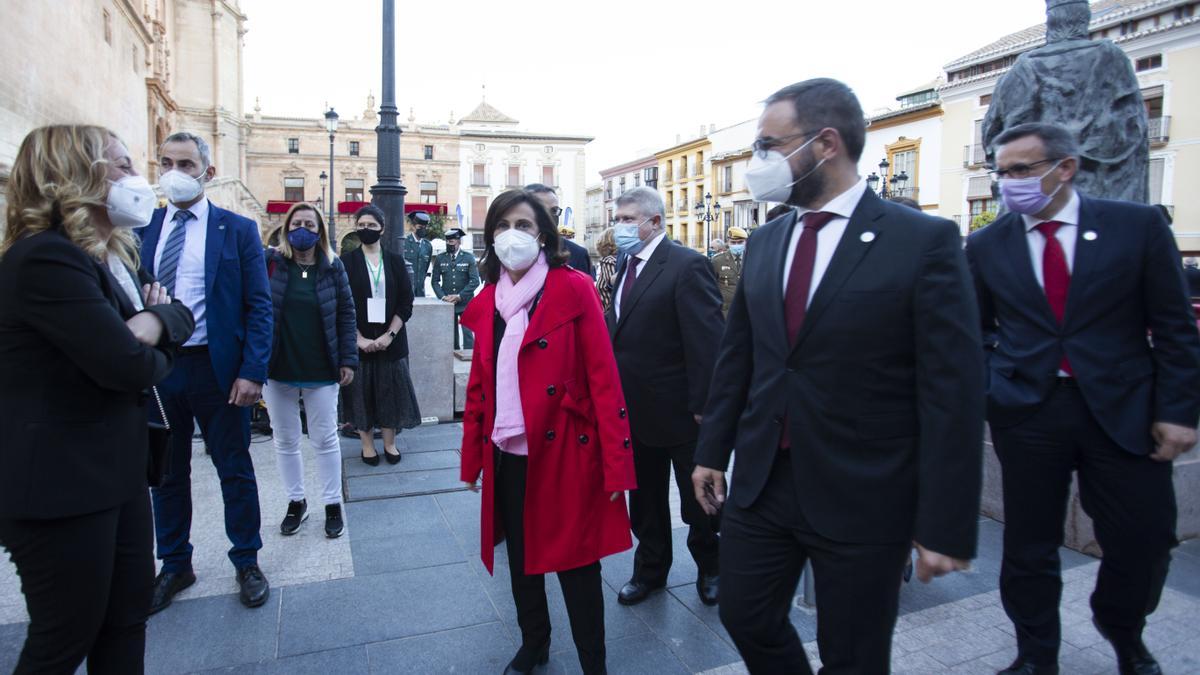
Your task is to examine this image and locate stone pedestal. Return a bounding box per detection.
[980,427,1200,555]
[406,298,455,422]
[454,350,472,414]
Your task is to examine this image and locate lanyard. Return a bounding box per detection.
[365,255,384,295]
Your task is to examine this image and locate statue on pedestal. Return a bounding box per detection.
[983,0,1148,202]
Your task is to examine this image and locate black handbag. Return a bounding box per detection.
[147,386,172,488]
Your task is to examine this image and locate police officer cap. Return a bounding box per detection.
[444,228,466,240]
[727,226,748,241]
[408,211,432,225]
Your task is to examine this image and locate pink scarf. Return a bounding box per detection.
[490,252,549,453]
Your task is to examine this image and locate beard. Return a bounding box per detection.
[788,153,828,208]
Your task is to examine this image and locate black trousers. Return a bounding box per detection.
[992,382,1177,665]
[496,451,606,674]
[0,491,154,675]
[629,437,719,584]
[719,452,908,675]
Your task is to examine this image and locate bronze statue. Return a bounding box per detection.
[983,0,1148,202]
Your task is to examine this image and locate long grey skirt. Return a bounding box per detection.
[340,356,421,431]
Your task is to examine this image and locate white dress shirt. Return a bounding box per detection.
[784,178,870,305]
[1021,189,1081,288]
[156,199,210,346]
[614,231,667,319]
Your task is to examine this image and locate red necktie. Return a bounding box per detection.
[619,258,641,316]
[1035,221,1073,375]
[781,211,835,448]
[784,212,836,345]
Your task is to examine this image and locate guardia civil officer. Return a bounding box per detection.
[431,228,480,349]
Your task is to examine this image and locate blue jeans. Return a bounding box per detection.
[151,351,262,572]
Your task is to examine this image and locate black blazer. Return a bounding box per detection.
[695,190,985,559]
[966,194,1200,454]
[0,230,194,519]
[564,239,594,278]
[606,238,724,447]
[342,247,414,361]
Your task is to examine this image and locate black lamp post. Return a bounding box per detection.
[318,170,327,212]
[865,157,909,199]
[693,191,721,257]
[372,0,408,253]
[324,107,339,247]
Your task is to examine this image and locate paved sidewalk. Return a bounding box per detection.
[1,423,1198,674]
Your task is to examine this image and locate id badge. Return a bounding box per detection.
[367,298,387,324]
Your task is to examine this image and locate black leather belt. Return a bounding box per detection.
[178,345,209,356]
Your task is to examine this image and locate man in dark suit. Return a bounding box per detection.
[527,183,594,277]
[692,79,985,674]
[139,132,274,613]
[606,186,724,607]
[966,122,1200,675]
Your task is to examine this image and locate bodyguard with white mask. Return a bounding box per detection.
[458,189,636,675]
[138,131,274,615]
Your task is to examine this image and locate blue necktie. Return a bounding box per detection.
[157,210,193,295]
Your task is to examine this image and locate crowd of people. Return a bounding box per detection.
[0,74,1197,675]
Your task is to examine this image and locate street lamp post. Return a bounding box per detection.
[324,107,339,248]
[319,170,328,212]
[693,192,721,257]
[865,157,909,200]
[372,0,408,253]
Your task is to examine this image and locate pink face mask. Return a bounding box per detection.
[998,160,1063,215]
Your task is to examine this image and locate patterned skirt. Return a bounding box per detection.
[340,356,422,431]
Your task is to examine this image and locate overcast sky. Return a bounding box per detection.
[241,0,1049,184]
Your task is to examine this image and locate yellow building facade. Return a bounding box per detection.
[655,136,713,251]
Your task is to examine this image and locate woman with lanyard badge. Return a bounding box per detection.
[340,204,421,465]
[262,202,357,538]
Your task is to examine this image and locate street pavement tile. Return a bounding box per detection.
[192,646,368,674]
[350,531,464,576]
[1167,539,1200,598]
[144,592,281,674]
[598,528,700,592]
[666,586,738,646]
[625,591,741,673]
[434,490,482,555]
[344,494,446,540]
[549,632,691,675]
[338,424,463,460]
[343,449,461,477]
[276,563,496,657]
[0,621,26,673]
[344,467,463,500]
[366,622,514,674]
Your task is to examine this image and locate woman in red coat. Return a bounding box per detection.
[461,189,636,675]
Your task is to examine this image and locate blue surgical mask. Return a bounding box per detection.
[730,243,745,256]
[287,227,320,252]
[614,217,652,256]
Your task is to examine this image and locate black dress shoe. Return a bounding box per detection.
[997,660,1058,674]
[696,573,719,606]
[149,569,197,615]
[383,446,402,465]
[502,641,550,674]
[617,579,664,606]
[237,564,270,608]
[361,450,381,466]
[1092,618,1162,675]
[280,499,308,535]
[325,504,344,538]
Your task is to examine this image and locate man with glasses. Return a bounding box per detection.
[526,183,594,277]
[692,79,984,673]
[967,122,1200,675]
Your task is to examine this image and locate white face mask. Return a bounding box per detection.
[158,169,205,204]
[493,229,542,271]
[744,135,824,204]
[105,175,158,229]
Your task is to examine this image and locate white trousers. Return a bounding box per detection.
[262,380,343,506]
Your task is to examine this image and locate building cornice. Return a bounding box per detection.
[655,137,711,159]
[599,155,658,178]
[867,102,943,129]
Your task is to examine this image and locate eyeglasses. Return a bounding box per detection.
[549,207,563,218]
[751,128,823,159]
[988,158,1062,180]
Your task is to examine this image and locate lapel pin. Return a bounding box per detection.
[1082,230,1097,241]
[860,231,876,243]
[218,225,225,231]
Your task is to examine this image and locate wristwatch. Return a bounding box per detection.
[387,330,398,339]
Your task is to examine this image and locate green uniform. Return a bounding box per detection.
[711,250,744,316]
[431,248,480,349]
[403,233,433,297]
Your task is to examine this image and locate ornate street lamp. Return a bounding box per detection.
[865,157,910,199]
[693,191,721,257]
[324,107,339,247]
[319,170,328,211]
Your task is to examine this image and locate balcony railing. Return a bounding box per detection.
[1148,116,1171,145]
[963,144,987,168]
[886,187,920,201]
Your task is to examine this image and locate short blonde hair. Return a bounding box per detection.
[596,227,617,257]
[3,125,139,269]
[275,202,334,260]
